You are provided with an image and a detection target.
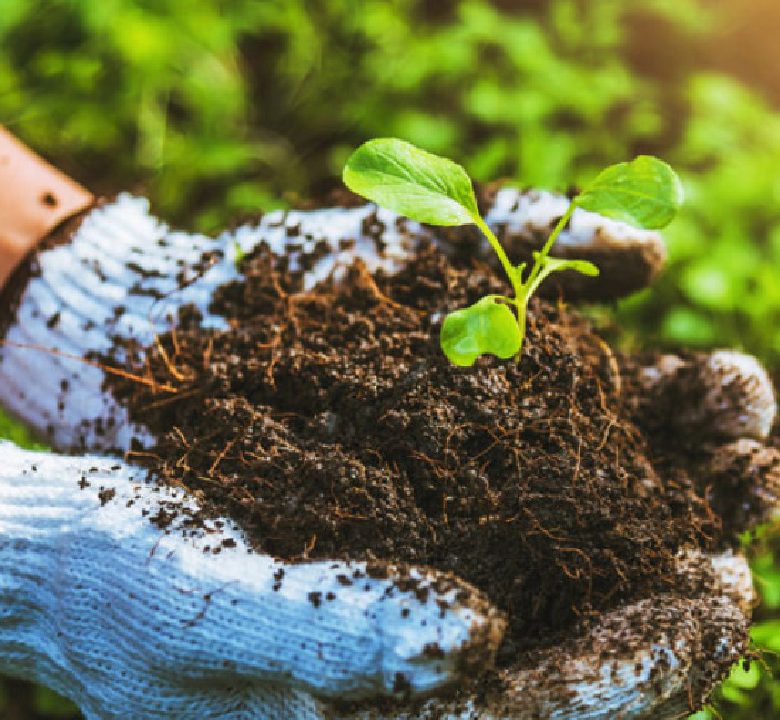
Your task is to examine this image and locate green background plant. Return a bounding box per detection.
[2,0,780,717]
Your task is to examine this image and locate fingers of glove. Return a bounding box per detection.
[631,351,777,546]
[0,194,229,450]
[636,350,777,442]
[339,551,750,720]
[497,550,752,720]
[0,195,384,449]
[492,596,746,720]
[672,549,756,617]
[329,550,751,720]
[228,203,421,292]
[700,439,780,538]
[0,442,504,703]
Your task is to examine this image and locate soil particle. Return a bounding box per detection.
[98,486,116,506]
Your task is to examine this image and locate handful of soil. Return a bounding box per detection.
[110,238,721,665]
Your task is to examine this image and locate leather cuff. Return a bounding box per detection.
[0,126,94,288]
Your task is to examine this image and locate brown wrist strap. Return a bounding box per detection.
[0,126,94,288]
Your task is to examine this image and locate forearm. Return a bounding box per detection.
[0,126,93,288]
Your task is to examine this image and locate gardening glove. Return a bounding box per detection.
[0,190,776,720]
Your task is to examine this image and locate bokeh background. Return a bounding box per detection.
[1,0,780,717]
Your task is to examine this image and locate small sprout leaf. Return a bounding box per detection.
[577,155,684,230]
[541,257,600,277]
[440,298,522,367]
[343,138,480,226]
[525,255,600,297]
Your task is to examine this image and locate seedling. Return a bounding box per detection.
[343,138,683,366]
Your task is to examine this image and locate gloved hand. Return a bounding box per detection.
[0,183,777,720]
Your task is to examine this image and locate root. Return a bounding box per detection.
[0,339,178,393]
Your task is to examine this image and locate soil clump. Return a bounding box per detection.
[109,235,724,665]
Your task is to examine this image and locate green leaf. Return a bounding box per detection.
[540,257,600,277]
[525,256,600,297]
[577,155,684,229]
[750,619,780,653]
[725,661,762,690]
[440,297,522,367]
[343,138,480,226]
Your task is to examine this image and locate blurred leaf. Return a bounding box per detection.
[0,409,45,450]
[34,686,78,717]
[681,263,735,309]
[661,307,717,345]
[751,620,780,653]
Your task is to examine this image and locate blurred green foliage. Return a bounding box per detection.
[618,73,780,367]
[2,0,780,717]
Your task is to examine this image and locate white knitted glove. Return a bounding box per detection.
[0,192,776,720]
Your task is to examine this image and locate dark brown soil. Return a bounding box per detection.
[108,236,727,667]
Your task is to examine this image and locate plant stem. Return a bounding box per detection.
[474,217,522,297]
[524,261,557,300]
[475,204,579,363]
[526,199,578,286]
[484,294,520,306]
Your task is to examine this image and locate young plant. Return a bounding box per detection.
[343,138,683,366]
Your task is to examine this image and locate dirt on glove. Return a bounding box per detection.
[104,229,734,671]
